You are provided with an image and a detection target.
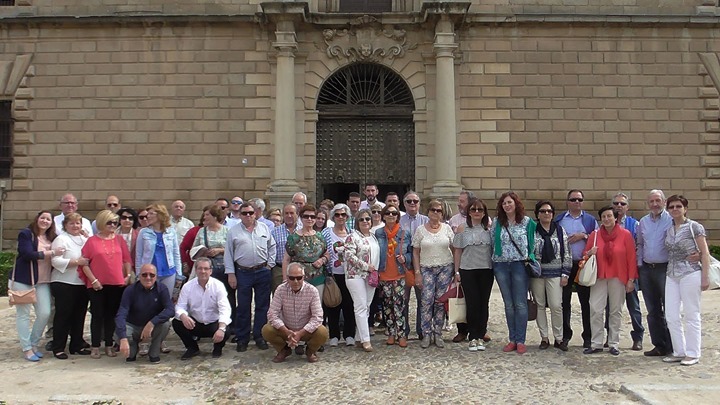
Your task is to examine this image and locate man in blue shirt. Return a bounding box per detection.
[116,264,174,363]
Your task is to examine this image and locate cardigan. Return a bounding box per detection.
[13,228,50,286]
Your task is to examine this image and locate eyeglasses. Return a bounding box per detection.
[429,208,443,213]
[612,201,628,206]
[357,217,372,222]
[120,216,134,221]
[106,221,119,226]
[196,266,212,272]
[231,200,242,204]
[469,207,484,213]
[668,204,684,210]
[371,210,381,214]
[61,201,77,205]
[140,273,156,278]
[334,212,348,218]
[106,203,119,208]
[568,198,584,203]
[287,275,304,281]
[538,209,554,214]
[240,211,254,216]
[384,211,399,216]
[405,199,419,204]
[302,214,316,220]
[138,215,148,220]
[219,206,229,210]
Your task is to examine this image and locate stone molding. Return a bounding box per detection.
[697,52,720,190]
[322,18,417,63]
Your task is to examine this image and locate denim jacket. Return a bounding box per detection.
[375,227,412,274]
[135,227,181,278]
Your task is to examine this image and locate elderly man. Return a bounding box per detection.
[270,204,298,294]
[262,263,328,363]
[173,257,232,360]
[448,190,474,233]
[225,202,277,352]
[170,200,194,241]
[291,192,307,211]
[399,190,428,341]
[554,189,597,349]
[115,264,174,363]
[359,183,385,210]
[249,197,275,229]
[55,193,93,236]
[91,195,121,234]
[225,196,244,228]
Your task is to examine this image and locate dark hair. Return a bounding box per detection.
[381,204,400,218]
[496,191,525,227]
[30,210,57,241]
[348,192,361,200]
[465,198,490,230]
[207,205,225,223]
[386,192,398,198]
[354,209,372,231]
[666,194,688,209]
[116,207,139,229]
[216,197,230,207]
[239,202,254,212]
[566,189,584,200]
[299,204,317,217]
[598,205,618,219]
[364,183,378,190]
[534,200,555,219]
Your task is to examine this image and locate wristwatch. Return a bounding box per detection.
[218,326,226,333]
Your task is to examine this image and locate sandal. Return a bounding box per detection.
[105,346,117,357]
[90,347,101,359]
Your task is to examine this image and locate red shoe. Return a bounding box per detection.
[502,342,517,352]
[516,343,527,354]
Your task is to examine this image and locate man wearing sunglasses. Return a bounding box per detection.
[262,263,328,363]
[116,264,174,363]
[225,196,244,228]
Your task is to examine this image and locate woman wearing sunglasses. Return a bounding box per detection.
[81,210,133,358]
[413,199,455,348]
[115,208,140,276]
[370,203,385,233]
[283,204,329,296]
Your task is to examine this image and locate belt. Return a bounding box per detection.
[234,262,268,271]
[642,261,668,269]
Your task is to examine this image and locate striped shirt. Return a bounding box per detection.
[268,282,323,333]
[271,224,295,265]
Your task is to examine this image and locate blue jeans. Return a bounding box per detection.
[494,261,529,344]
[234,267,271,343]
[639,263,672,352]
[13,282,51,351]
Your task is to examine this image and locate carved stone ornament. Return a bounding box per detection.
[323,19,416,63]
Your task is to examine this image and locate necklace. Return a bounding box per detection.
[68,234,84,247]
[429,222,441,230]
[101,236,116,256]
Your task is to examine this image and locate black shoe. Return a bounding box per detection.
[632,341,643,351]
[53,352,68,360]
[212,348,222,358]
[583,348,603,355]
[294,345,305,355]
[582,340,591,349]
[318,345,325,352]
[70,348,91,355]
[554,340,569,352]
[82,341,91,349]
[126,356,136,362]
[603,339,609,348]
[45,341,53,351]
[539,340,550,350]
[609,348,620,356]
[180,349,200,360]
[255,339,269,350]
[236,343,248,352]
[230,336,238,344]
[644,347,667,357]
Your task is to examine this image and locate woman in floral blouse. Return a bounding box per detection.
[283,205,329,296]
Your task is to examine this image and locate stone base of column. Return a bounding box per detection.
[429,180,462,201]
[266,179,301,209]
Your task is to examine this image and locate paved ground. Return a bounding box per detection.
[0,285,719,404]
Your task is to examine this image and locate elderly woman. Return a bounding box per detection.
[662,195,711,366]
[413,199,455,348]
[582,206,637,356]
[50,213,90,359]
[283,204,329,295]
[370,203,385,233]
[12,211,62,361]
[492,191,536,355]
[344,208,380,352]
[81,210,132,358]
[322,203,356,347]
[531,200,572,352]
[115,208,140,275]
[452,198,494,352]
[136,203,182,297]
[375,204,411,348]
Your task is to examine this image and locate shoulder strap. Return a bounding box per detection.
[556,225,565,262]
[203,226,209,247]
[505,225,526,258]
[688,220,700,250]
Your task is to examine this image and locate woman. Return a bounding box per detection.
[115,207,140,276]
[662,195,710,366]
[314,209,328,232]
[531,200,572,352]
[81,210,132,358]
[283,204,329,295]
[375,204,411,348]
[343,209,379,352]
[138,209,150,228]
[12,211,61,361]
[491,191,536,355]
[136,203,182,297]
[266,208,282,228]
[452,198,495,352]
[50,213,90,359]
[322,204,356,347]
[413,199,455,348]
[370,203,385,233]
[180,207,206,279]
[582,206,637,356]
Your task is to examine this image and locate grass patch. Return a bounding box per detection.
[0,251,15,296]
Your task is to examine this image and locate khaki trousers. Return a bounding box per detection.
[589,278,626,349]
[261,323,329,354]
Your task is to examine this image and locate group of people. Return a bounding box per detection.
[8,186,712,366]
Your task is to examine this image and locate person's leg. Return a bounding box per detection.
[562,261,580,343]
[392,279,407,338]
[261,323,287,353]
[380,281,395,337]
[433,265,454,338]
[493,262,516,343]
[336,274,356,340]
[271,265,283,295]
[68,286,89,353]
[305,325,329,354]
[477,269,495,339]
[509,261,529,344]
[148,321,171,359]
[680,272,702,359]
[103,285,124,348]
[365,283,377,332]
[530,277,549,341]
[640,264,672,353]
[234,269,253,344]
[252,268,272,341]
[51,283,72,353]
[30,283,52,349]
[626,280,644,344]
[664,275,685,357]
[346,278,371,342]
[172,318,199,351]
[460,270,479,340]
[87,288,104,347]
[588,279,607,350]
[418,266,436,338]
[13,282,34,352]
[126,323,141,359]
[545,277,564,343]
[607,278,626,349]
[576,283,592,345]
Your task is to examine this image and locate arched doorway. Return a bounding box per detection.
[316,63,415,206]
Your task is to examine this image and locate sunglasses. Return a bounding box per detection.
[140,272,157,278]
[357,217,372,222]
[287,275,304,281]
[231,200,242,204]
[334,212,348,218]
[371,210,382,214]
[138,215,148,220]
[568,198,584,203]
[120,216,134,220]
[404,199,419,204]
[106,221,119,226]
[106,203,119,208]
[538,209,554,214]
[240,211,254,216]
[384,211,399,216]
[469,207,484,213]
[668,204,684,210]
[429,208,443,213]
[612,201,628,206]
[302,214,316,220]
[219,206,229,210]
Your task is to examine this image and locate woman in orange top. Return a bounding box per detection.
[582,206,637,356]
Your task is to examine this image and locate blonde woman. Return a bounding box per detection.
[135,204,182,297]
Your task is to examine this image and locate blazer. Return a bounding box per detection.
[13,228,48,286]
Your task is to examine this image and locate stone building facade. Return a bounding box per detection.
[0,0,719,246]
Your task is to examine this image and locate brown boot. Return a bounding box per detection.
[272,346,292,363]
[398,337,408,348]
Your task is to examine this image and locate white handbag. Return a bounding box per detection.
[447,285,467,324]
[578,232,598,287]
[688,222,720,290]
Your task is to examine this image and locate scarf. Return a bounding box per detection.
[537,222,556,264]
[384,223,400,255]
[600,225,619,265]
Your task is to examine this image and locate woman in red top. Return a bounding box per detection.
[81,210,132,359]
[582,206,637,356]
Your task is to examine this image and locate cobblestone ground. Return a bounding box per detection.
[0,286,719,404]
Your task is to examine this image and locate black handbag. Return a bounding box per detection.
[505,225,542,278]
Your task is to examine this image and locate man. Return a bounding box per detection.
[116,264,174,363]
[610,192,644,351]
[173,257,232,360]
[359,183,385,210]
[636,189,674,357]
[271,204,298,294]
[91,195,121,234]
[449,190,474,233]
[250,197,275,229]
[225,196,244,228]
[399,190,428,340]
[55,193,93,236]
[170,200,194,241]
[224,202,277,352]
[291,192,307,211]
[262,263,328,363]
[215,198,231,226]
[554,189,597,348]
[346,192,362,229]
[385,192,405,216]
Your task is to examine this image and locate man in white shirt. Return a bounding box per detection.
[249,197,275,229]
[55,193,93,236]
[173,257,232,360]
[91,195,121,234]
[359,183,385,210]
[170,200,194,241]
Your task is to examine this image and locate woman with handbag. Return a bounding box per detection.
[50,213,91,359]
[322,203,356,347]
[491,191,536,355]
[375,204,411,348]
[452,198,495,352]
[343,208,380,352]
[662,195,711,366]
[531,201,572,352]
[582,206,637,356]
[413,199,455,349]
[11,210,62,361]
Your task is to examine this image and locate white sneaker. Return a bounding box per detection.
[476,341,486,351]
[468,339,478,352]
[345,337,355,346]
[329,338,339,347]
[662,356,683,363]
[139,343,149,356]
[680,357,699,366]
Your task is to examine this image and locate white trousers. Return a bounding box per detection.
[665,271,702,358]
[589,278,625,349]
[345,277,376,344]
[530,277,563,341]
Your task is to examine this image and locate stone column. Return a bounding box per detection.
[430,16,462,199]
[266,19,301,207]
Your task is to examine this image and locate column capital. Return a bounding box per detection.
[273,31,298,54]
